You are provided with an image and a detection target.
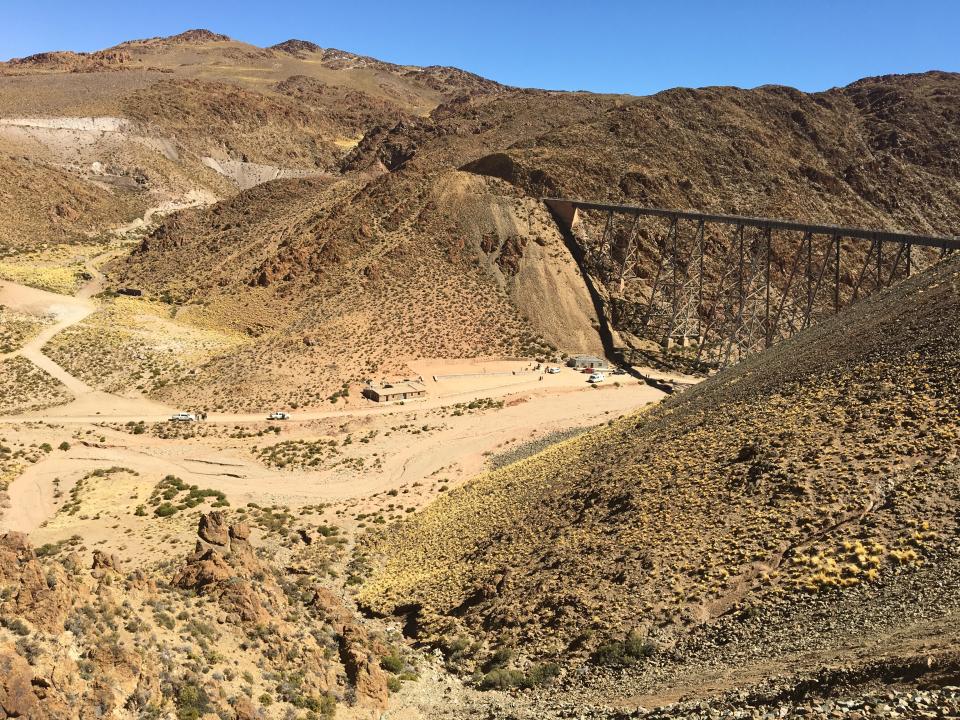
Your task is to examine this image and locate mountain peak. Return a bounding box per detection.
[165,28,231,44]
[270,39,323,55]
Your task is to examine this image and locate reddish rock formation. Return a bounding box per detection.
[173,512,282,623]
[0,533,75,632]
[312,587,389,711]
[198,510,230,546]
[0,649,37,719]
[91,549,120,576]
[227,522,256,565]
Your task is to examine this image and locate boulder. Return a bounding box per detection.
[228,522,256,567]
[199,511,230,546]
[92,550,120,574]
[0,648,37,719]
[0,533,75,631]
[312,588,388,711]
[232,695,257,720]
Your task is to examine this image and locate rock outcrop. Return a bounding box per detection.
[91,549,120,576]
[312,587,389,712]
[173,512,283,623]
[197,509,230,546]
[0,649,36,719]
[0,532,75,632]
[0,519,388,719]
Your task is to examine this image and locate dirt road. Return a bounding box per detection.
[1,260,177,417]
[1,281,97,395]
[1,379,662,540]
[0,255,672,549]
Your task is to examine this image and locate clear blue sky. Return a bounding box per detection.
[4,0,958,95]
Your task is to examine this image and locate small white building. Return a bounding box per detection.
[362,380,427,403]
[567,354,611,370]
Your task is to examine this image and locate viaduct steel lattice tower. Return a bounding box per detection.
[545,198,960,367]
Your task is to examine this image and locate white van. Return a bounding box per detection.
[588,372,605,383]
[169,412,197,422]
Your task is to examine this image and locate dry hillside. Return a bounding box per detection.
[0,508,396,720]
[360,254,960,705]
[5,31,959,405]
[3,26,960,720]
[113,70,960,404]
[0,28,503,251]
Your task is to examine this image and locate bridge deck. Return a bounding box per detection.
[544,198,960,250]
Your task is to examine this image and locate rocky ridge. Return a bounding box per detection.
[359,254,960,711]
[0,511,391,719]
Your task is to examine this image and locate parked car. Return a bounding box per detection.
[268,411,291,420]
[169,412,196,422]
[545,366,561,374]
[581,367,595,374]
[612,368,627,375]
[588,372,605,383]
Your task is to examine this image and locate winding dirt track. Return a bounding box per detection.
[0,294,651,425]
[1,267,668,533]
[1,255,175,417]
[0,239,670,540]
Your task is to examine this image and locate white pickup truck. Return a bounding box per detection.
[169,412,197,422]
[267,411,291,421]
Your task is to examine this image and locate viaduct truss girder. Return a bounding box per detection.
[544,198,960,367]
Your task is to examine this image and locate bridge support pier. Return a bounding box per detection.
[544,199,579,230]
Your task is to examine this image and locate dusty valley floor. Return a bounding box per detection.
[0,208,673,719]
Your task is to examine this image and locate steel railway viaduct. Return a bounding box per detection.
[544,198,960,368]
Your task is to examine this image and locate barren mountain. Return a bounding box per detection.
[360,253,960,713]
[5,31,959,408]
[112,67,960,406]
[0,28,503,253]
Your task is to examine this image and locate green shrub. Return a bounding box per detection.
[58,441,70,451]
[526,662,561,686]
[483,646,513,671]
[592,630,656,666]
[174,680,210,720]
[35,543,61,558]
[154,611,176,630]
[154,502,177,517]
[380,651,404,674]
[290,692,336,716]
[4,617,30,636]
[478,668,526,690]
[478,662,560,690]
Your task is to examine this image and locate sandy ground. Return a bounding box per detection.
[0,339,654,424]
[1,278,97,389]
[1,377,661,532]
[0,255,179,415]
[0,248,670,594]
